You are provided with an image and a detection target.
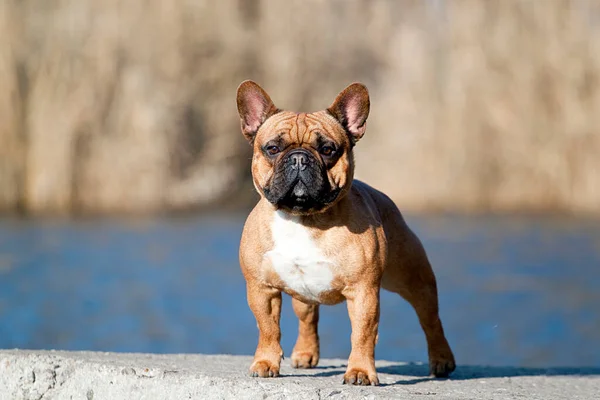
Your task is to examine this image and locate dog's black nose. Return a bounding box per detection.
[288,151,309,171]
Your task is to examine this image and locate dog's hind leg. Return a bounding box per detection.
[382,238,456,377]
[291,297,320,368]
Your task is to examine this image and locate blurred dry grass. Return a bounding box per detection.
[0,0,599,215]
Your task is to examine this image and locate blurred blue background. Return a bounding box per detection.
[1,213,599,367]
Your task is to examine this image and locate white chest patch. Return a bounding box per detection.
[265,211,334,301]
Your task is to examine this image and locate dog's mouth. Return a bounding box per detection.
[261,148,342,214]
[264,178,341,215]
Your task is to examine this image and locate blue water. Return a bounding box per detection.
[0,213,599,368]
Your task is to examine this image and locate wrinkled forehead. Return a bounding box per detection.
[257,110,347,145]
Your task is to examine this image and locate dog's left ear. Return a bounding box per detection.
[328,83,370,144]
[236,80,279,143]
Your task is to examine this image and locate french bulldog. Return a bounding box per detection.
[237,81,455,386]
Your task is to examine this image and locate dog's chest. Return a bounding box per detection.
[265,211,334,302]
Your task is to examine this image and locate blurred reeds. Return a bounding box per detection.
[1,0,599,215]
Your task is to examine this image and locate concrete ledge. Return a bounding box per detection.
[1,350,599,399]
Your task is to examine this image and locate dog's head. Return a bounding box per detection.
[236,81,370,215]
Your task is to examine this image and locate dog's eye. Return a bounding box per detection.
[266,145,280,155]
[320,145,335,156]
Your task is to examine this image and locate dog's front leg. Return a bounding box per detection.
[247,283,283,377]
[344,285,380,386]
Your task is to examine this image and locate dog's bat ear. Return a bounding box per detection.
[328,83,370,144]
[236,80,279,143]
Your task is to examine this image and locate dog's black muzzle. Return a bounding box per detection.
[263,149,340,213]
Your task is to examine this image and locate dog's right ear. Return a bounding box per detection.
[236,80,279,143]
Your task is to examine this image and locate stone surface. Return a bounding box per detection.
[1,350,599,399]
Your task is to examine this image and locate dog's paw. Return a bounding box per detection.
[342,368,379,386]
[249,360,280,378]
[429,356,456,378]
[291,350,319,369]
